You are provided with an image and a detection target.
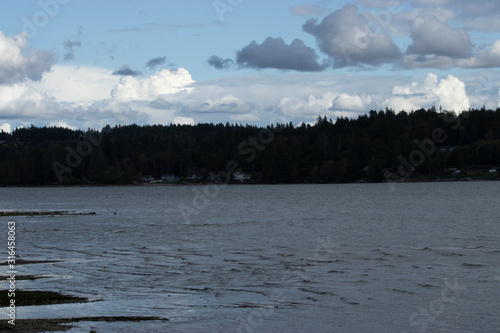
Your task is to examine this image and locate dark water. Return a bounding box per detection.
[1,182,499,332]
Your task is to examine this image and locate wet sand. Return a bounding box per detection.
[0,316,167,332]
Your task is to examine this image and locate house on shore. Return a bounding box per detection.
[161,174,179,182]
[234,172,251,182]
[142,175,155,183]
[440,146,457,153]
[187,172,203,180]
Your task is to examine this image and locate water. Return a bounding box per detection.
[0,182,499,332]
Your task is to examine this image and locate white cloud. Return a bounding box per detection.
[0,83,61,119]
[1,66,195,128]
[276,90,375,119]
[173,116,195,125]
[434,74,470,111]
[0,122,11,133]
[0,31,54,84]
[111,68,195,102]
[277,92,337,117]
[29,65,119,104]
[384,73,470,111]
[0,81,150,129]
[331,93,372,112]
[48,120,78,130]
[0,33,26,67]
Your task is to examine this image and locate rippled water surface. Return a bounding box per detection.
[1,182,499,332]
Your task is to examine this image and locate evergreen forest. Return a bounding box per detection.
[1,107,499,186]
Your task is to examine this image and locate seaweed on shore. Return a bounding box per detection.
[0,259,62,266]
[0,211,96,217]
[0,316,168,332]
[0,290,89,307]
[0,275,49,281]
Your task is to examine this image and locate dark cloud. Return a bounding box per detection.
[112,64,142,76]
[235,37,327,72]
[207,55,234,70]
[303,4,401,67]
[406,16,473,58]
[145,56,167,70]
[25,50,57,82]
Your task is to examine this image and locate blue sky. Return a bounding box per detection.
[1,0,500,131]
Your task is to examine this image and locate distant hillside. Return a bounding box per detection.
[1,107,499,186]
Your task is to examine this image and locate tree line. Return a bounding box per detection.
[0,107,499,186]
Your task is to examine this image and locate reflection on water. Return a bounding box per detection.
[0,182,499,332]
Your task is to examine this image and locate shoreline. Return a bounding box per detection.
[0,316,168,333]
[0,177,497,189]
[0,288,167,332]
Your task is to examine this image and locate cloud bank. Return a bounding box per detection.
[1,0,499,134]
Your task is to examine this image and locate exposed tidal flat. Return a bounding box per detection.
[0,182,499,332]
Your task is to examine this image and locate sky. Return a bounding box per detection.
[1,0,500,132]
